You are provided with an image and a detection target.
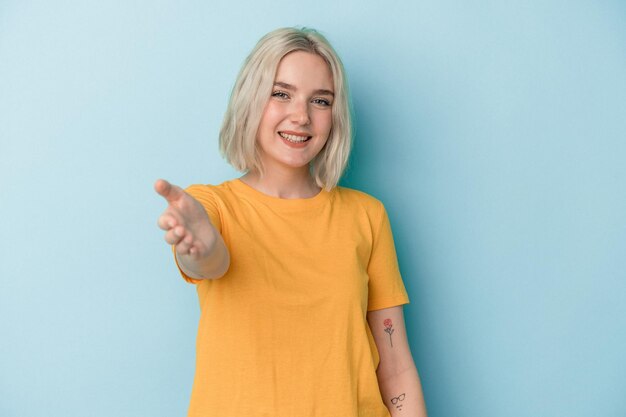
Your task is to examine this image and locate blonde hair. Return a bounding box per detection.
[219,27,353,191]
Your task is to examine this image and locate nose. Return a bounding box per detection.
[290,99,310,126]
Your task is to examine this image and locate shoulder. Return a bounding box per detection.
[333,185,386,213]
[184,179,236,200]
[332,186,389,229]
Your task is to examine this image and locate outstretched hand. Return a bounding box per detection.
[155,179,217,260]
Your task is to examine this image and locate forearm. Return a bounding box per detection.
[377,365,427,417]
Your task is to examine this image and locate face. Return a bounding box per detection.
[255,50,334,173]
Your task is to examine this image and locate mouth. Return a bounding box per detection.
[278,131,312,143]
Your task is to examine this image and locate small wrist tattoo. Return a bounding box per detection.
[390,392,406,411]
[383,318,395,347]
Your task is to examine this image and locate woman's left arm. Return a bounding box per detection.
[367,306,428,417]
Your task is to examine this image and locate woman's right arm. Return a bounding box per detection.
[155,179,230,279]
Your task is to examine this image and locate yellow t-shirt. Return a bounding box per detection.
[174,178,410,417]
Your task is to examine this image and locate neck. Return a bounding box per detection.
[240,166,321,199]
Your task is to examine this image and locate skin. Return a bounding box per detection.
[240,50,335,198]
[154,179,229,279]
[368,306,428,416]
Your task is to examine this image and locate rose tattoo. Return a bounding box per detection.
[383,318,395,347]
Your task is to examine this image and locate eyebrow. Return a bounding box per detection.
[274,81,335,97]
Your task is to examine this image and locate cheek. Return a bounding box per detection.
[314,112,333,135]
[260,103,283,129]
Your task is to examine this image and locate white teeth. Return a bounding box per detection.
[279,132,310,143]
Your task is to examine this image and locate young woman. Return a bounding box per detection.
[155,27,427,417]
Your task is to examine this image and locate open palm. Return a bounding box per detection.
[154,179,217,260]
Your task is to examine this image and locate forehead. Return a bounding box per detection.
[274,51,334,90]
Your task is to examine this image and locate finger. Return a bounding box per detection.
[154,179,185,203]
[157,214,177,231]
[164,232,182,246]
[176,234,194,254]
[164,226,185,245]
[176,246,196,259]
[182,244,199,260]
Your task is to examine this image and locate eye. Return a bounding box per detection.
[312,98,332,107]
[271,90,289,99]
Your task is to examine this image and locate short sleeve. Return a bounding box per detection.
[171,184,223,284]
[366,203,410,311]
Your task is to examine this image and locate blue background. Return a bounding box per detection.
[1,1,625,416]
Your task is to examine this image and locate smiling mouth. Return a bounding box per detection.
[279,132,311,143]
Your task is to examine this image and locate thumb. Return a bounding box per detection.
[154,179,185,203]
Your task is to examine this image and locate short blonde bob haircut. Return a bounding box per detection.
[219,27,352,191]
